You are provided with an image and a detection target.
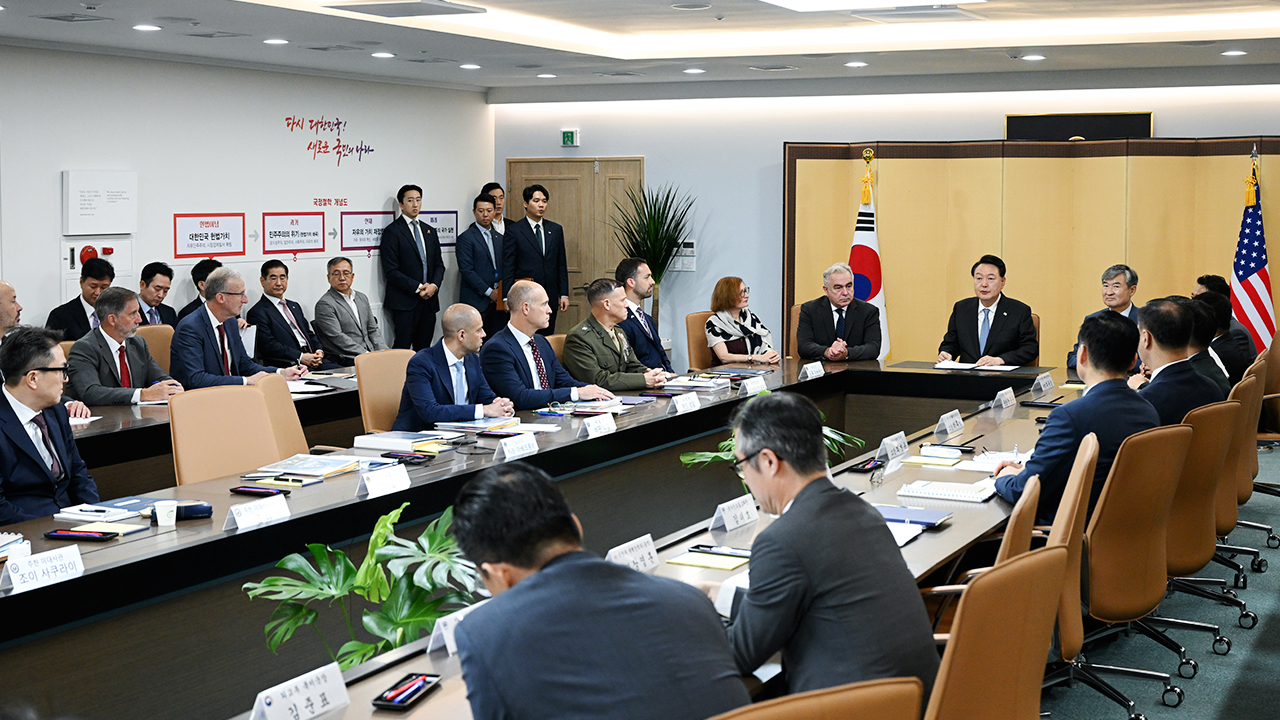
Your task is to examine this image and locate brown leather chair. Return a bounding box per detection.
[1233,357,1280,548]
[1211,376,1269,588]
[58,340,75,362]
[1029,312,1040,366]
[546,334,567,363]
[169,385,280,485]
[686,311,715,371]
[709,677,922,720]
[788,304,801,359]
[136,324,175,375]
[257,374,344,457]
[355,349,414,433]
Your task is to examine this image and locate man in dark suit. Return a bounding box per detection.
[480,281,612,411]
[1194,274,1258,363]
[392,304,513,431]
[1130,298,1225,426]
[503,184,569,335]
[938,254,1039,366]
[698,392,939,697]
[177,258,224,321]
[796,262,881,362]
[137,262,178,327]
[46,257,114,342]
[456,193,507,337]
[615,258,674,373]
[1182,296,1231,396]
[246,260,337,370]
[997,313,1160,522]
[1066,264,1138,368]
[170,268,305,389]
[1198,290,1251,385]
[0,327,100,525]
[481,182,516,239]
[380,184,445,351]
[66,287,182,405]
[452,462,750,720]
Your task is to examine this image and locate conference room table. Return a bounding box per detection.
[0,357,1061,720]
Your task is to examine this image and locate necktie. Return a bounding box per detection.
[30,414,63,479]
[979,308,991,355]
[535,223,545,255]
[835,308,846,339]
[411,220,429,281]
[482,229,499,285]
[611,329,623,355]
[118,345,132,388]
[149,307,160,325]
[528,338,551,390]
[217,325,231,375]
[280,300,311,352]
[453,361,468,404]
[90,312,99,329]
[634,309,654,340]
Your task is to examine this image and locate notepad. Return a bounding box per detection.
[897,478,997,503]
[72,522,149,536]
[886,522,925,547]
[667,551,749,570]
[901,455,962,467]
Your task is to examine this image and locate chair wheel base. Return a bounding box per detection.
[1235,573,1248,589]
[1252,557,1268,573]
[1240,611,1258,629]
[1268,534,1280,549]
[1163,686,1184,707]
[1178,659,1197,679]
[1213,636,1232,655]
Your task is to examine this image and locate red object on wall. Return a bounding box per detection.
[79,246,98,264]
[100,247,114,256]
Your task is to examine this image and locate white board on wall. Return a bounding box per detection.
[62,170,137,236]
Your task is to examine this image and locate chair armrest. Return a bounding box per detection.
[309,445,345,454]
[958,566,993,582]
[934,633,950,646]
[919,584,967,597]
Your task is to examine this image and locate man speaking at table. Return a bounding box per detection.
[796,262,881,361]
[938,254,1039,367]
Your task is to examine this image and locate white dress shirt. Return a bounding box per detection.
[526,217,545,254]
[624,299,656,340]
[207,306,247,386]
[3,386,58,474]
[272,296,309,352]
[1148,356,1190,384]
[441,342,484,420]
[1207,347,1229,377]
[80,296,98,328]
[508,323,578,400]
[976,295,1001,334]
[831,302,851,336]
[492,217,505,237]
[98,328,142,404]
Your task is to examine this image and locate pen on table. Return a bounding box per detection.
[1050,395,1064,403]
[82,507,107,513]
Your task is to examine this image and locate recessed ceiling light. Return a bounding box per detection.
[759,0,982,10]
[133,24,162,31]
[537,73,557,78]
[844,61,868,68]
[1022,54,1046,61]
[372,52,395,58]
[671,3,711,9]
[1222,50,1248,56]
[263,38,289,45]
[460,63,482,69]
[683,68,706,74]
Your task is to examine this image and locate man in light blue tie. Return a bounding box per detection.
[937,254,1039,367]
[457,193,508,337]
[380,184,446,351]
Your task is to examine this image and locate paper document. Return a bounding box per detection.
[955,459,999,473]
[667,551,748,571]
[510,423,561,434]
[286,381,335,393]
[975,449,1033,465]
[934,361,1018,372]
[68,416,102,426]
[137,400,168,406]
[886,522,925,547]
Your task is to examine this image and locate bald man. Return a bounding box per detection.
[0,281,91,419]
[393,304,514,431]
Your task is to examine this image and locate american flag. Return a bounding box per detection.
[1232,152,1274,353]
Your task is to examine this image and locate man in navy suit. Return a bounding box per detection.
[1194,274,1258,363]
[456,193,507,337]
[1066,264,1139,368]
[615,258,674,373]
[137,262,179,327]
[170,268,305,389]
[480,281,611,411]
[452,462,750,720]
[246,260,337,370]
[0,327,99,525]
[996,313,1160,522]
[1130,298,1225,426]
[503,184,569,336]
[46,257,114,342]
[1197,290,1252,385]
[392,304,514,431]
[481,182,517,239]
[937,254,1039,366]
[380,184,445,351]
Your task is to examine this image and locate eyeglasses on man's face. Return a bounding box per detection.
[329,270,354,279]
[31,365,69,378]
[731,449,763,479]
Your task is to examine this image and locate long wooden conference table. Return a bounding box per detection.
[0,358,1059,720]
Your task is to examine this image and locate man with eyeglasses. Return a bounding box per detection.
[796,262,881,362]
[171,267,305,389]
[0,326,100,525]
[314,257,387,366]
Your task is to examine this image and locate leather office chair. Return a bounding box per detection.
[788,304,801,359]
[1211,376,1269,589]
[354,349,413,433]
[546,333,566,363]
[58,340,75,362]
[169,385,281,485]
[1029,312,1040,366]
[709,677,922,720]
[686,311,715,371]
[256,374,343,457]
[1234,357,1280,547]
[136,324,174,375]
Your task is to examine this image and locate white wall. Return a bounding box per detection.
[0,46,494,346]
[494,84,1280,371]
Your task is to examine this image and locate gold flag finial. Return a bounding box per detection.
[861,148,874,205]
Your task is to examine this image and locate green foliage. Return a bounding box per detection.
[353,502,408,603]
[677,397,863,470]
[263,601,318,655]
[377,507,479,594]
[611,184,695,285]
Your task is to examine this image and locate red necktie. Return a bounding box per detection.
[118,345,132,388]
[528,337,551,390]
[217,325,231,375]
[30,414,63,479]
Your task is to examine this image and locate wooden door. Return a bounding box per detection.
[507,157,644,331]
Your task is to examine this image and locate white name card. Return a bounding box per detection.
[1,544,83,596]
[800,362,825,380]
[738,376,768,396]
[223,494,291,531]
[249,662,349,720]
[935,410,965,437]
[711,494,760,532]
[1031,372,1056,399]
[577,412,618,439]
[428,600,489,656]
[875,431,911,463]
[356,463,412,499]
[994,387,1017,409]
[496,433,538,461]
[606,533,659,572]
[667,392,701,415]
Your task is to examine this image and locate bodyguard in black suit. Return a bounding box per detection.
[615,258,674,372]
[1197,290,1252,385]
[1194,273,1259,363]
[452,462,750,720]
[796,262,881,361]
[380,184,445,351]
[502,184,569,336]
[1133,298,1225,426]
[46,257,115,342]
[938,254,1039,366]
[137,261,179,327]
[246,260,337,370]
[456,194,507,337]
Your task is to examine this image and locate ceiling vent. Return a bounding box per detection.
[404,57,457,63]
[306,44,365,51]
[749,64,800,71]
[187,31,250,39]
[323,0,484,18]
[594,71,646,77]
[34,13,112,23]
[851,6,984,23]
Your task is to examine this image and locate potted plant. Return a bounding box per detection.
[611,183,695,328]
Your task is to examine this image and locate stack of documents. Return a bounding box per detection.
[286,381,337,394]
[574,398,622,410]
[434,417,521,432]
[72,522,149,536]
[933,361,1018,372]
[0,532,27,561]
[54,504,141,523]
[896,478,997,503]
[258,454,360,479]
[354,431,463,453]
[663,376,731,392]
[874,505,953,527]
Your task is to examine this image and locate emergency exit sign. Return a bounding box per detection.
[561,129,580,147]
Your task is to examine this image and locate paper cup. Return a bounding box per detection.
[155,500,178,527]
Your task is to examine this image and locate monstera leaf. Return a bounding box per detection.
[376,507,479,595]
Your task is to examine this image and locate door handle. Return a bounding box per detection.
[574,284,591,292]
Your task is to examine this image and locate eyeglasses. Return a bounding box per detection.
[329,271,354,278]
[32,365,69,378]
[740,287,751,297]
[730,449,763,479]
[218,291,248,299]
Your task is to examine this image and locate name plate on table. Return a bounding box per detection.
[496,433,538,461]
[667,392,701,415]
[0,545,83,596]
[738,376,769,396]
[249,662,349,720]
[357,463,411,499]
[606,533,659,572]
[711,494,759,532]
[428,599,489,656]
[577,412,617,439]
[799,362,825,380]
[1031,372,1056,399]
[875,430,910,473]
[935,409,965,437]
[994,387,1016,409]
[223,494,291,531]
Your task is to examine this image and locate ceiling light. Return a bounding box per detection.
[844,60,868,67]
[1222,50,1248,56]
[537,73,557,78]
[758,0,983,10]
[671,3,711,9]
[133,24,162,31]
[460,63,481,69]
[263,38,289,45]
[372,52,396,58]
[1022,54,1045,61]
[683,68,706,74]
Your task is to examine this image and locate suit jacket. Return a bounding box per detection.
[66,328,171,405]
[502,218,569,301]
[391,342,498,431]
[0,397,98,526]
[617,306,674,373]
[1066,306,1138,369]
[479,326,585,410]
[170,307,275,389]
[456,551,750,720]
[562,316,649,391]
[1229,317,1259,362]
[177,297,203,321]
[938,295,1039,366]
[379,216,445,313]
[796,296,881,361]
[313,288,386,365]
[1189,349,1231,397]
[456,223,504,313]
[46,297,93,342]
[1140,359,1226,427]
[1212,333,1252,386]
[996,378,1160,522]
[726,477,939,697]
[138,301,178,327]
[247,295,324,368]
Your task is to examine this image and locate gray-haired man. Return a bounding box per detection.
[1067,263,1139,369]
[795,262,881,361]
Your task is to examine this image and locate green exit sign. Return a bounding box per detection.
[561,129,580,147]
